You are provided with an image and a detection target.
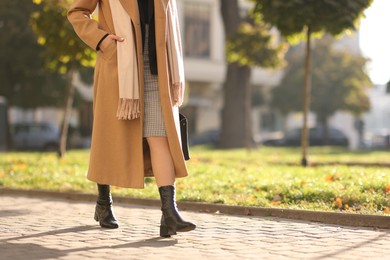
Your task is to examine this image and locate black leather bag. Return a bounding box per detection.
[179,113,190,160]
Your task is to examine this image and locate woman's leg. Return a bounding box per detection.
[146,136,196,237]
[146,137,175,187]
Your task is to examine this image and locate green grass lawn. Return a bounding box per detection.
[1,146,389,215]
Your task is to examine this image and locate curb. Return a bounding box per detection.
[1,187,389,229]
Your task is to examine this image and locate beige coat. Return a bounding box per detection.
[68,0,188,188]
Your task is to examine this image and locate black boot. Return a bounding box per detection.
[158,185,196,237]
[94,184,119,229]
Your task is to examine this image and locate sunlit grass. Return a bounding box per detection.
[1,146,389,215]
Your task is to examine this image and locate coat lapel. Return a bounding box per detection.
[117,0,169,22]
[154,0,168,21]
[118,0,140,24]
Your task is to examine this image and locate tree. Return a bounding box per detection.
[272,36,371,143]
[0,0,67,150]
[31,0,95,157]
[0,0,66,109]
[251,0,373,165]
[219,1,285,149]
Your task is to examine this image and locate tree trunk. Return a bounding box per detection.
[323,117,329,145]
[245,69,253,151]
[6,107,12,150]
[219,0,253,149]
[301,26,312,166]
[318,115,329,145]
[58,69,76,158]
[220,64,252,148]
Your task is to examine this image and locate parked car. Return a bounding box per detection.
[363,129,390,149]
[11,122,60,151]
[189,129,262,147]
[263,127,349,147]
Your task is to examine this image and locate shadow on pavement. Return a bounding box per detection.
[0,209,29,218]
[1,237,177,259]
[0,242,68,259]
[1,225,178,259]
[109,237,178,248]
[0,225,99,243]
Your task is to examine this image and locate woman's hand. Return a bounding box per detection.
[99,34,125,52]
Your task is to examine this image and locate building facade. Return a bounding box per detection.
[178,0,282,137]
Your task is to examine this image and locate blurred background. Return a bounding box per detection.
[0,0,389,154]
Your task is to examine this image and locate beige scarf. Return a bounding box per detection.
[109,0,185,120]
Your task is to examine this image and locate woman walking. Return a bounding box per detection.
[67,0,195,237]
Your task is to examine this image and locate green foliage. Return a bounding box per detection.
[250,0,372,159]
[31,0,96,73]
[226,22,287,68]
[1,147,390,214]
[0,0,67,108]
[271,36,372,117]
[250,0,373,41]
[31,0,96,157]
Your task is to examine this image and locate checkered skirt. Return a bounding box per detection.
[143,25,166,137]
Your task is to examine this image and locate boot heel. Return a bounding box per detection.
[160,224,171,238]
[160,215,177,237]
[94,210,99,222]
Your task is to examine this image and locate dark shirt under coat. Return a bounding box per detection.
[138,0,158,75]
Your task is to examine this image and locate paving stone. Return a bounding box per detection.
[1,195,390,259]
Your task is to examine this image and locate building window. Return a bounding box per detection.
[261,112,276,132]
[183,1,211,59]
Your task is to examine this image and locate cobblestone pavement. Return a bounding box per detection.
[1,195,389,260]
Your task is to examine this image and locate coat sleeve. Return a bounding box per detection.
[67,0,109,50]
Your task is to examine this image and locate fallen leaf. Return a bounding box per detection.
[325,174,338,182]
[333,197,343,208]
[12,163,27,170]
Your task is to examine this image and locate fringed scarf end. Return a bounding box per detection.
[116,98,140,120]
